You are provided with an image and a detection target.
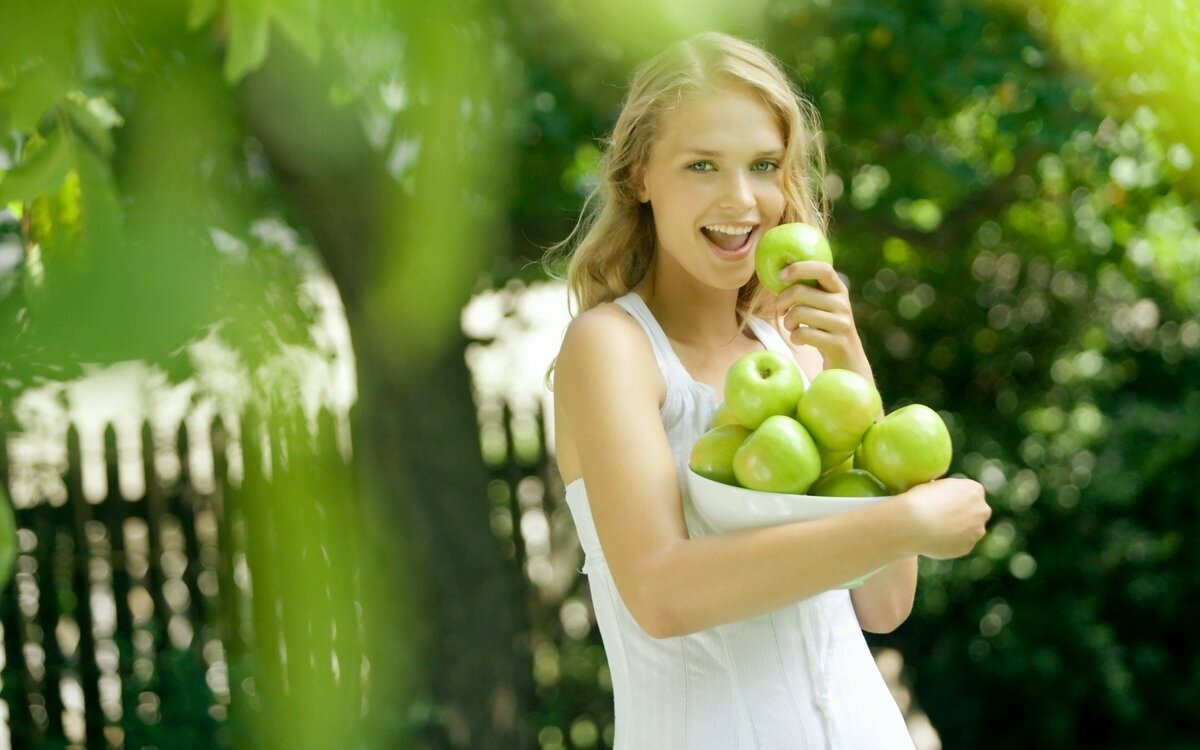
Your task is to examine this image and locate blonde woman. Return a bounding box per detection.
[549,32,991,748]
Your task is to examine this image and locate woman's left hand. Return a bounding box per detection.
[774,260,872,378]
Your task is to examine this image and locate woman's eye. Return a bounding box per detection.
[752,160,779,172]
[688,161,714,172]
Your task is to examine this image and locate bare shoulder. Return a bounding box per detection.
[563,302,643,342]
[561,302,642,347]
[554,302,665,483]
[556,302,659,389]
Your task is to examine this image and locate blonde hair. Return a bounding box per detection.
[545,31,829,320]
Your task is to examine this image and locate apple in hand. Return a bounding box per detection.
[733,415,822,494]
[754,222,834,294]
[689,424,752,486]
[724,350,806,429]
[811,468,889,498]
[797,369,882,452]
[856,404,953,492]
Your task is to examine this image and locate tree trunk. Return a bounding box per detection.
[359,337,530,749]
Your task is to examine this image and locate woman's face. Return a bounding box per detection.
[635,85,787,293]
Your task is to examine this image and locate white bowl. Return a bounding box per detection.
[687,469,892,531]
[686,469,892,589]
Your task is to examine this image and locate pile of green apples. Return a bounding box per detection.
[687,222,953,498]
[689,354,952,497]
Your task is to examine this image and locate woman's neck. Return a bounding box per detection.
[634,268,747,348]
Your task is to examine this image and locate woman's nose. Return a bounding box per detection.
[719,171,755,210]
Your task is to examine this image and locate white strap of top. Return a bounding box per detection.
[746,316,790,356]
[613,292,684,376]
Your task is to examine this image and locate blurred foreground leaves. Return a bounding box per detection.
[2,0,525,748]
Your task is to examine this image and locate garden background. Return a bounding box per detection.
[0,0,1198,748]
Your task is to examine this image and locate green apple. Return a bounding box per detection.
[857,404,953,492]
[811,468,889,498]
[817,444,855,477]
[724,350,806,429]
[710,401,739,429]
[796,369,882,452]
[732,415,822,494]
[689,424,752,486]
[754,222,834,294]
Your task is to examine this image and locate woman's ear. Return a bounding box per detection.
[631,165,650,203]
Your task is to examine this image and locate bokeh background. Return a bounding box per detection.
[1,0,1198,748]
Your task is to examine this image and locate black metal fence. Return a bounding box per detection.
[0,408,366,750]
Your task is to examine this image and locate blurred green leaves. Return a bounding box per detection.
[1012,0,1200,195]
[2,2,526,747]
[187,0,323,83]
[0,127,73,206]
[1,0,520,376]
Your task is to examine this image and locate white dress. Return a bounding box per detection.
[563,292,917,749]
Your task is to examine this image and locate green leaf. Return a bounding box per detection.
[188,0,222,29]
[224,0,270,84]
[220,0,322,84]
[272,0,322,64]
[3,63,65,133]
[0,125,72,204]
[63,93,121,159]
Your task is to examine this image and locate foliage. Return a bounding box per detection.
[0,1,325,380]
[1,0,525,748]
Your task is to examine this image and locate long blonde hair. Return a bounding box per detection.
[545,32,829,320]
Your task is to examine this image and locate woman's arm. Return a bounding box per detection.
[850,557,917,634]
[556,305,990,639]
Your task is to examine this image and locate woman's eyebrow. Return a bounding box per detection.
[681,147,785,158]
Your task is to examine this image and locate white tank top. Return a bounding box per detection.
[562,291,916,749]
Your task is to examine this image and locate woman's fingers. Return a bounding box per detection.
[777,261,845,294]
[903,479,992,559]
[775,279,851,319]
[782,305,851,336]
[774,261,871,373]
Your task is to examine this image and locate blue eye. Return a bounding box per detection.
[752,160,779,172]
[688,161,714,172]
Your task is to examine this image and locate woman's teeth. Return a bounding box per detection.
[703,224,753,252]
[705,224,753,236]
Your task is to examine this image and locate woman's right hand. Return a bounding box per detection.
[897,478,992,559]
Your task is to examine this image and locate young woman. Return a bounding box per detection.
[549,32,991,748]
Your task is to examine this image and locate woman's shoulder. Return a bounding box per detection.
[556,301,661,392]
[553,301,666,483]
[559,301,645,359]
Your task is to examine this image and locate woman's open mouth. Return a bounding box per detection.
[701,223,756,259]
